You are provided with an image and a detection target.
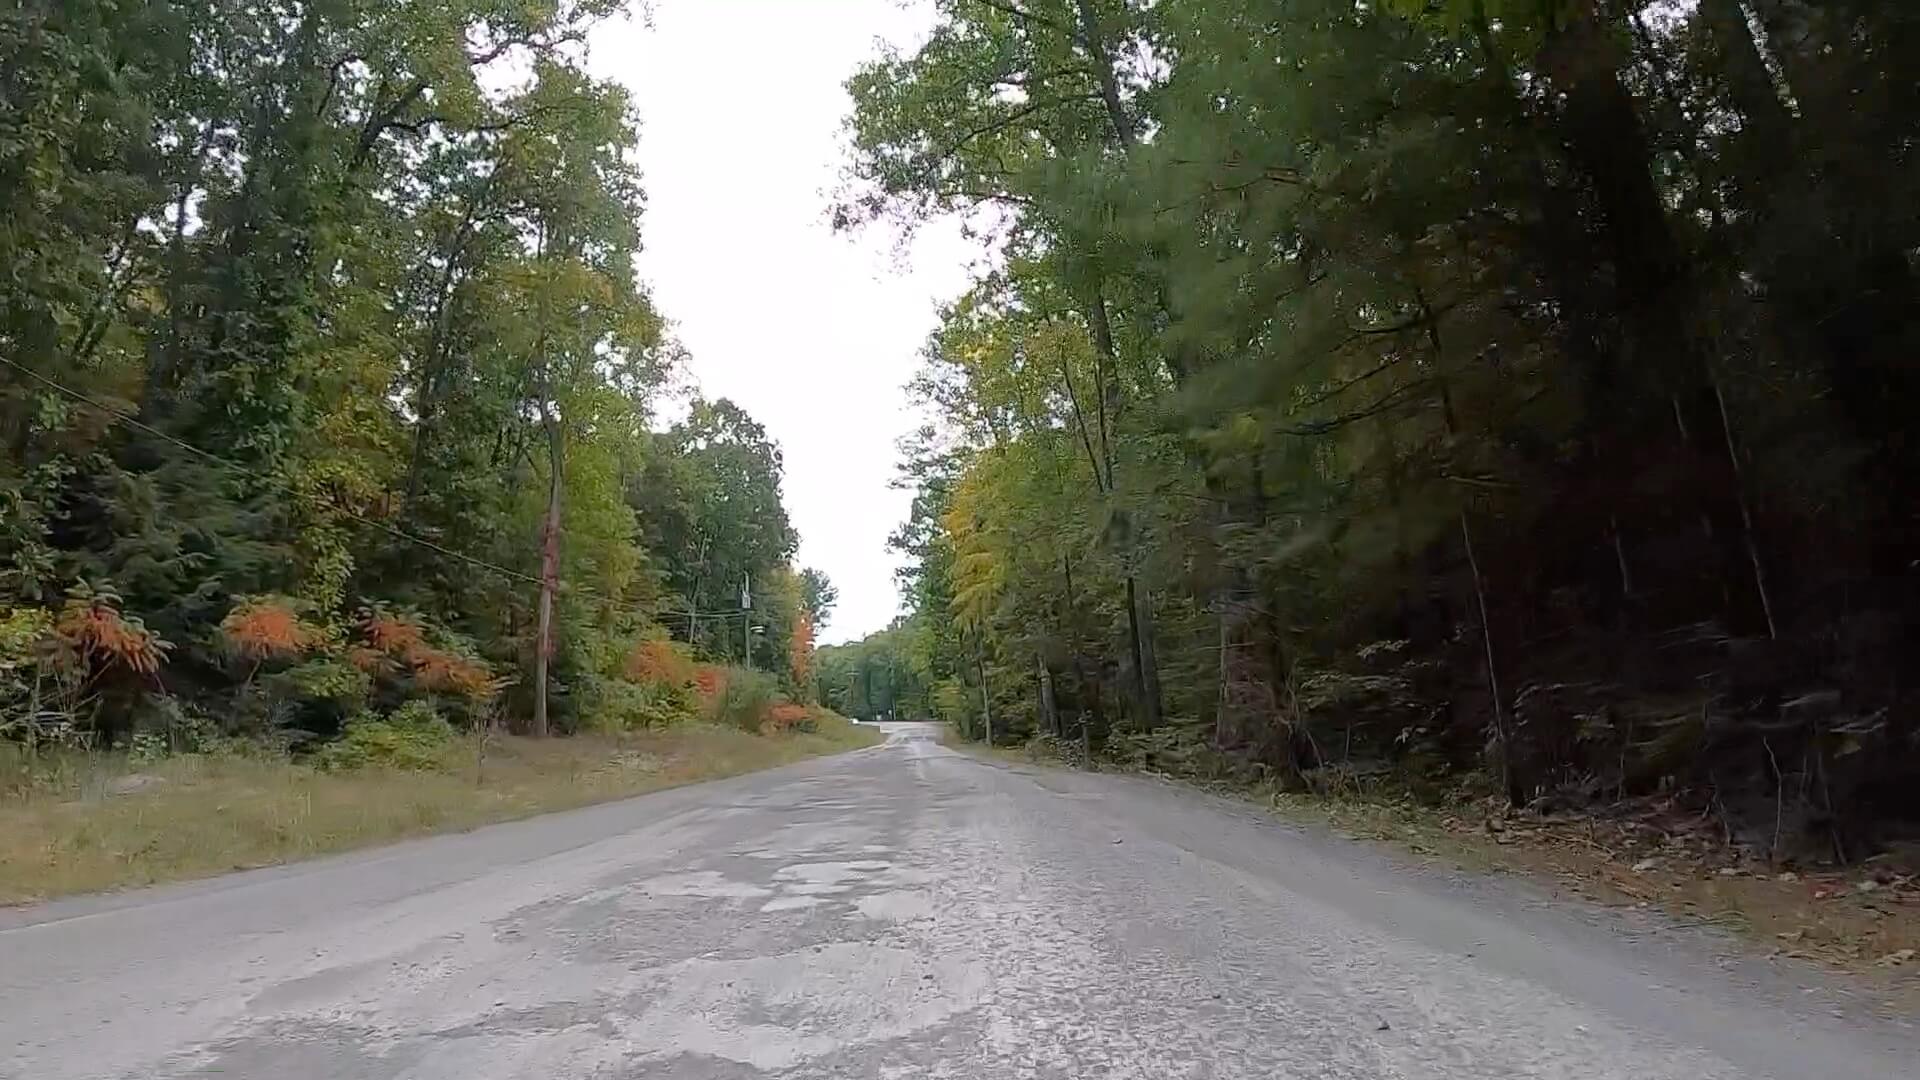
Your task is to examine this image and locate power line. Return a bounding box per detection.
[1,354,545,587]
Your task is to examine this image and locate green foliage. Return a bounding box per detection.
[580,677,698,734]
[815,623,938,722]
[315,703,455,773]
[798,568,838,632]
[630,398,801,664]
[266,658,373,713]
[0,1,817,762]
[846,0,1920,858]
[0,606,80,746]
[707,666,781,734]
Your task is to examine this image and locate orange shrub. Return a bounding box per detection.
[55,589,169,676]
[220,598,320,660]
[626,637,695,687]
[363,611,426,657]
[346,646,394,674]
[766,703,811,732]
[692,665,727,701]
[411,648,498,701]
[353,607,501,704]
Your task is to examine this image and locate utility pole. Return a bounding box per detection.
[532,392,561,738]
[740,576,749,667]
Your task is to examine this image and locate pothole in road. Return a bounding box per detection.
[630,870,771,900]
[613,942,989,1071]
[851,890,936,923]
[773,860,893,886]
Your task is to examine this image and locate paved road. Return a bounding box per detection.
[2,723,1914,1079]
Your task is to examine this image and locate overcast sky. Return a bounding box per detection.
[587,1,972,646]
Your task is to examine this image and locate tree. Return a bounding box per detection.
[799,568,838,632]
[0,0,812,752]
[629,397,800,662]
[853,0,1920,860]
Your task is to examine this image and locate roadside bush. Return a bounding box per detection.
[766,703,816,734]
[692,664,727,701]
[580,676,698,732]
[0,606,81,750]
[625,636,697,688]
[259,656,373,738]
[353,606,503,725]
[707,666,779,733]
[314,701,454,772]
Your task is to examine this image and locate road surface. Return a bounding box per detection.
[2,722,1914,1079]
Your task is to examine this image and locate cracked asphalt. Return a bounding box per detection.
[2,722,1915,1079]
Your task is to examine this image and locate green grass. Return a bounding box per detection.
[0,716,880,904]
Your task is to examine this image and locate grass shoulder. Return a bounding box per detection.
[0,715,879,905]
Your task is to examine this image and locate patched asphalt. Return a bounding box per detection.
[2,723,1914,1078]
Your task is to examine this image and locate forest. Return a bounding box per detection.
[1,1,834,763]
[826,0,1919,865]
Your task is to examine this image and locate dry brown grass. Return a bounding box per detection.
[1263,792,1920,984]
[0,717,880,904]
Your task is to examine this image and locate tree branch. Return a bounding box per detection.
[1058,358,1109,494]
[965,0,1064,29]
[317,52,363,118]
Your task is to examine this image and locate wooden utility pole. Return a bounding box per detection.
[532,401,561,738]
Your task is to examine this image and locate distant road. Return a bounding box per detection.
[2,722,1913,1079]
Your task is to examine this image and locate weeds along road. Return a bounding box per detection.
[2,722,1914,1079]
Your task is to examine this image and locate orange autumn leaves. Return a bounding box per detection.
[353,610,500,701]
[626,637,697,688]
[765,703,811,732]
[217,600,501,703]
[53,586,170,677]
[18,591,502,707]
[620,635,819,733]
[219,599,321,661]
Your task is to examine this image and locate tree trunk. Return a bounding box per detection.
[975,636,993,747]
[1714,380,1778,638]
[1037,653,1059,737]
[1083,292,1164,730]
[1072,0,1135,151]
[1214,610,1232,747]
[1461,512,1520,805]
[1541,9,1691,382]
[1417,287,1521,804]
[1700,0,1796,149]
[1129,576,1163,728]
[1061,9,1173,729]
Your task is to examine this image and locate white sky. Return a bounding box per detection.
[587,1,976,645]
